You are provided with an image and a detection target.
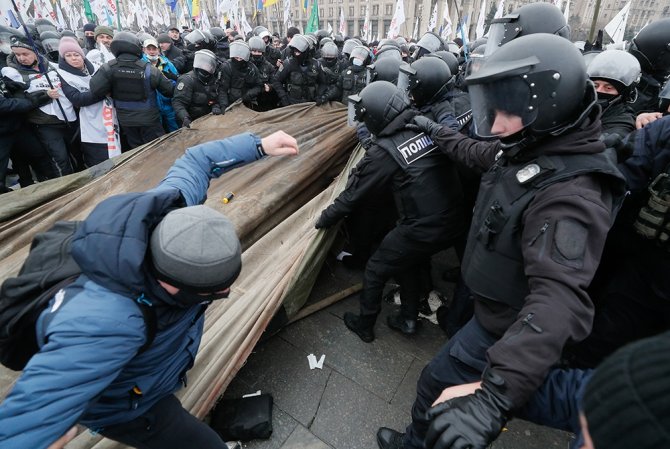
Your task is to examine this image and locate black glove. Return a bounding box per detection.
[315,96,327,106]
[407,115,443,139]
[182,117,192,128]
[2,76,27,93]
[601,132,634,163]
[211,106,223,115]
[424,369,513,449]
[314,210,339,229]
[27,90,52,108]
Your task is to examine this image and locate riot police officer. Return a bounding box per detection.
[254,26,282,68]
[272,34,324,106]
[249,36,279,111]
[218,41,262,110]
[337,45,369,103]
[90,32,174,149]
[316,41,342,105]
[172,49,223,127]
[315,81,466,340]
[587,49,640,139]
[377,34,626,449]
[173,30,211,75]
[627,18,670,113]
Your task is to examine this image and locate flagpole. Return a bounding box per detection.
[588,0,602,41]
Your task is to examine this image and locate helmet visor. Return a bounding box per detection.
[485,18,521,57]
[347,94,362,127]
[42,38,60,54]
[397,70,410,92]
[193,51,216,73]
[469,77,536,138]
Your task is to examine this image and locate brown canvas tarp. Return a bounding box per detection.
[0,102,365,448]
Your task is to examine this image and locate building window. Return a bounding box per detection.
[329,7,333,16]
[385,4,393,15]
[360,5,366,15]
[372,4,379,15]
[349,6,354,16]
[319,8,323,17]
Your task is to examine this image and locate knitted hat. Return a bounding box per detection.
[582,331,670,449]
[94,25,114,40]
[9,34,34,52]
[150,206,242,292]
[83,23,96,32]
[58,36,85,58]
[157,33,172,44]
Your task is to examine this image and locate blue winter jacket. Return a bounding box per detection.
[142,54,180,132]
[0,132,266,449]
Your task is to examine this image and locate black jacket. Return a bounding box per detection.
[172,70,221,123]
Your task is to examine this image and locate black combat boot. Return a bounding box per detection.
[386,312,417,335]
[344,312,376,342]
[377,427,404,449]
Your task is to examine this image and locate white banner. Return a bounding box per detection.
[428,2,437,31]
[604,0,630,44]
[475,0,486,39]
[338,6,345,35]
[387,0,405,38]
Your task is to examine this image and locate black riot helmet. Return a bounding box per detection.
[348,80,411,135]
[342,38,362,57]
[210,27,225,42]
[253,26,272,42]
[316,29,331,43]
[184,29,210,52]
[485,2,570,56]
[248,36,265,53]
[321,41,339,60]
[333,34,344,48]
[413,32,446,60]
[35,18,57,34]
[628,18,670,81]
[110,31,142,57]
[465,34,590,141]
[319,37,333,48]
[201,30,216,50]
[426,50,459,77]
[229,41,250,61]
[349,44,370,66]
[367,57,402,84]
[375,44,402,62]
[289,34,311,62]
[398,57,453,107]
[587,49,641,105]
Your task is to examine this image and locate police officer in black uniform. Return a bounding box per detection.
[172,49,222,128]
[316,41,342,105]
[210,27,229,60]
[249,36,279,111]
[628,18,670,113]
[218,41,262,110]
[587,49,640,140]
[376,34,626,449]
[337,45,369,103]
[272,34,324,106]
[172,30,211,75]
[90,31,174,149]
[254,26,282,68]
[315,81,466,340]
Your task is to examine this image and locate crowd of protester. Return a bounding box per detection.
[1,3,670,449]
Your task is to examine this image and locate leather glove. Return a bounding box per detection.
[601,132,633,163]
[27,90,52,107]
[424,369,513,449]
[314,210,339,229]
[211,106,223,115]
[182,117,192,128]
[2,76,27,93]
[406,115,444,139]
[315,96,327,106]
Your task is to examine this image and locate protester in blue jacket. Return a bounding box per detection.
[0,130,298,449]
[143,37,180,132]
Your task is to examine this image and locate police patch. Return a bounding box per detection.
[177,82,184,91]
[396,133,437,165]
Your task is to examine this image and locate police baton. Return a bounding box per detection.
[9,0,71,127]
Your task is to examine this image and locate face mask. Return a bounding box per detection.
[251,54,264,64]
[86,36,95,47]
[352,58,364,67]
[231,58,248,70]
[596,92,619,111]
[194,68,213,83]
[147,54,159,62]
[322,57,337,68]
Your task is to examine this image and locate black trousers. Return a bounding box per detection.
[34,122,78,176]
[122,123,165,150]
[100,394,228,449]
[359,227,452,321]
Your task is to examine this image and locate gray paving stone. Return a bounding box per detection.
[279,425,332,449]
[279,307,416,402]
[390,358,424,413]
[241,406,299,449]
[310,371,409,449]
[491,419,574,449]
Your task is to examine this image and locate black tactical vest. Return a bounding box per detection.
[287,61,319,101]
[375,129,464,225]
[462,149,625,310]
[109,59,149,103]
[340,66,367,102]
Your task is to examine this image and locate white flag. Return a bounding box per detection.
[563,0,570,21]
[412,16,419,40]
[386,0,405,39]
[475,0,486,39]
[327,21,332,34]
[427,2,437,32]
[493,0,504,19]
[362,6,370,42]
[441,0,453,39]
[604,0,630,44]
[201,8,211,28]
[284,0,292,27]
[338,6,345,35]
[240,6,252,35]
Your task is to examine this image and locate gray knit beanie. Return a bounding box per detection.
[150,206,242,292]
[582,331,670,449]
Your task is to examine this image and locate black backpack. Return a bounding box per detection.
[0,221,156,371]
